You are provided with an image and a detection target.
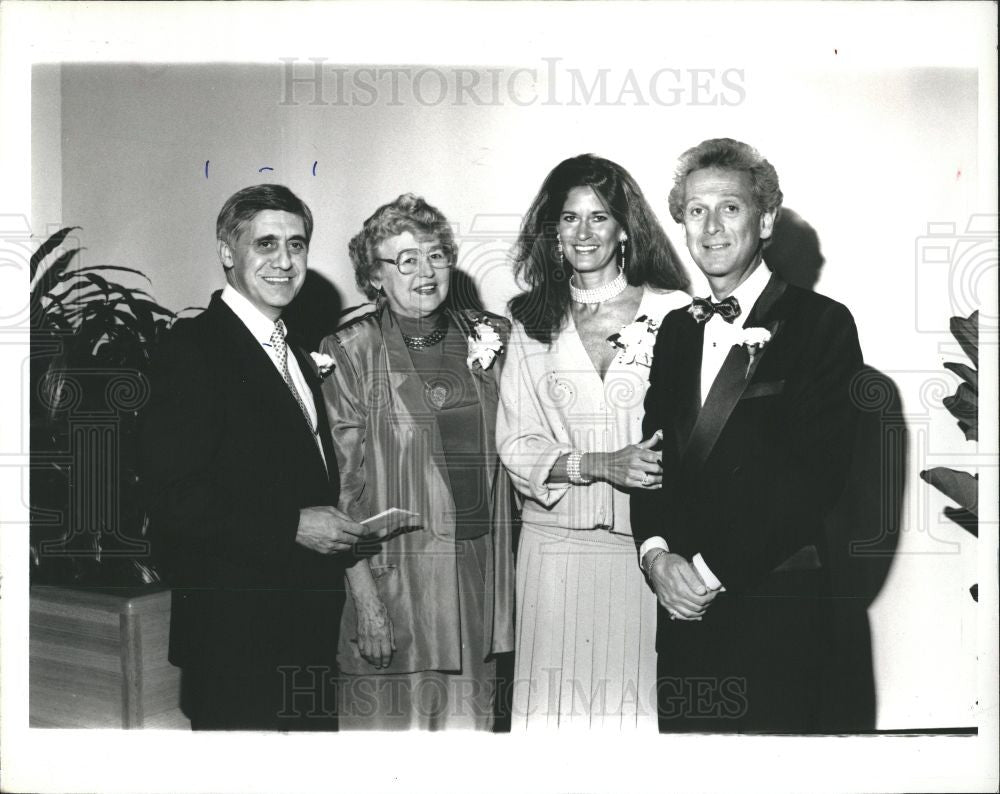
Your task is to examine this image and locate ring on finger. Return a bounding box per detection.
[641,473,651,486]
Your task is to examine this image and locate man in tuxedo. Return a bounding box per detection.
[139,184,363,730]
[632,139,863,732]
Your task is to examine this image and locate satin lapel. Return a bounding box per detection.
[672,313,704,451]
[680,273,788,473]
[742,272,788,329]
[450,309,500,492]
[378,306,456,513]
[378,305,425,404]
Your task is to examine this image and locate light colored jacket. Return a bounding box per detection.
[496,287,690,536]
[321,303,515,676]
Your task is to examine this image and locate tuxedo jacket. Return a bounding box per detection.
[139,292,345,673]
[631,274,863,596]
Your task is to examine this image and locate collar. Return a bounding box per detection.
[703,263,771,329]
[221,284,282,343]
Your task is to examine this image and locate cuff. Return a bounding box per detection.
[639,536,670,560]
[526,442,574,506]
[692,553,725,591]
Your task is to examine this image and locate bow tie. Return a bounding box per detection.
[688,296,741,324]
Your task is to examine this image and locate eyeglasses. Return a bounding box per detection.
[375,246,454,275]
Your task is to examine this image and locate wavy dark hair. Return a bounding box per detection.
[348,193,457,301]
[509,154,689,345]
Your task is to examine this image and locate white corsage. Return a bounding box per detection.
[608,314,660,367]
[740,327,772,376]
[310,351,336,380]
[467,318,504,371]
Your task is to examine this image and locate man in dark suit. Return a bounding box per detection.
[632,139,863,732]
[139,184,363,730]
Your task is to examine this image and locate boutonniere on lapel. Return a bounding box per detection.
[466,317,504,371]
[608,314,660,367]
[739,327,772,378]
[309,351,336,380]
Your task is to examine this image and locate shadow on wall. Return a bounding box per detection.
[450,269,487,314]
[768,207,905,731]
[284,271,344,351]
[764,208,825,290]
[823,365,906,731]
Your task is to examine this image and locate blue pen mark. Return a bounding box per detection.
[259,166,274,173]
[312,161,318,176]
[204,160,210,179]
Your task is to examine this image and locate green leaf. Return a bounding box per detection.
[119,293,175,335]
[41,280,94,316]
[30,228,173,588]
[943,382,978,441]
[43,314,72,331]
[943,361,978,390]
[944,506,978,536]
[80,271,115,298]
[52,284,155,306]
[73,265,153,285]
[950,311,978,368]
[31,248,82,322]
[30,227,80,281]
[51,288,119,311]
[920,467,978,515]
[75,308,117,352]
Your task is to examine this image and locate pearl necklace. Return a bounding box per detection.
[569,266,628,304]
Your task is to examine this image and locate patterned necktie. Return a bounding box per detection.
[270,320,315,432]
[688,295,742,324]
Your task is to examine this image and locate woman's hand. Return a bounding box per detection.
[585,430,663,490]
[355,596,395,669]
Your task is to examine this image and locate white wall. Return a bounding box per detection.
[26,15,995,736]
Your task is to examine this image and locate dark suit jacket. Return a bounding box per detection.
[139,292,345,674]
[632,273,863,608]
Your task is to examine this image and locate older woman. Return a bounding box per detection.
[321,193,514,730]
[497,154,691,731]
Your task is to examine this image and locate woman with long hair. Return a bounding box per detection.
[497,154,690,730]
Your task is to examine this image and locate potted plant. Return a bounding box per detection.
[29,227,190,727]
[920,311,979,601]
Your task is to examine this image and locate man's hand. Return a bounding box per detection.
[295,506,363,554]
[645,551,720,620]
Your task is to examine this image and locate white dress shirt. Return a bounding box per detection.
[639,263,772,589]
[221,285,326,466]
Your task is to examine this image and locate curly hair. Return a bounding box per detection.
[509,154,690,345]
[349,193,457,301]
[216,184,313,248]
[667,138,783,224]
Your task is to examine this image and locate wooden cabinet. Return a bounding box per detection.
[30,585,189,729]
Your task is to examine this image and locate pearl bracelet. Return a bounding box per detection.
[566,451,593,485]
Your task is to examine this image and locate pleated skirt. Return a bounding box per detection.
[511,522,658,732]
